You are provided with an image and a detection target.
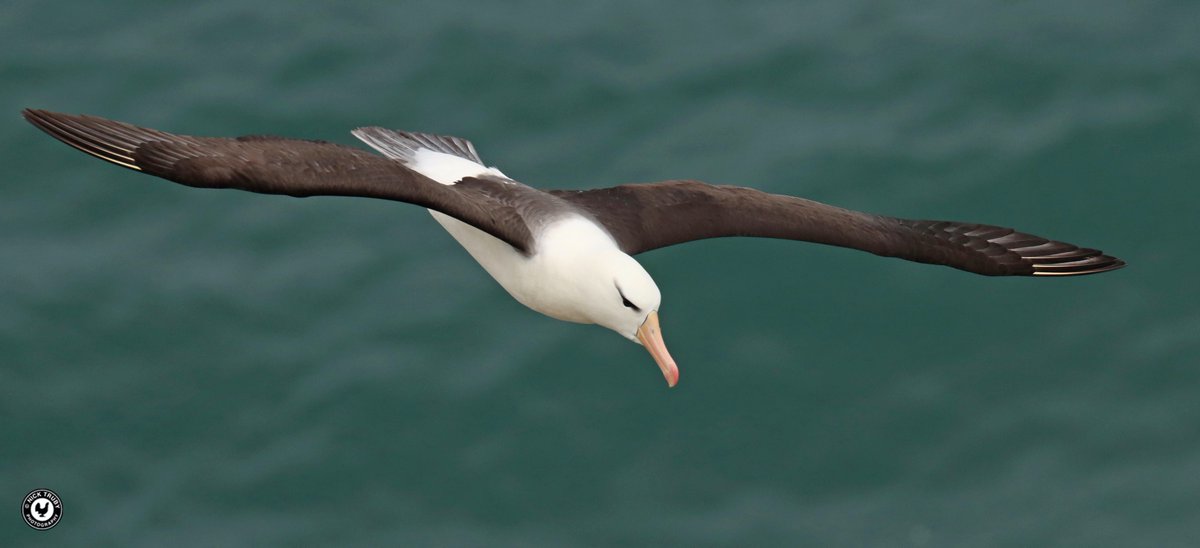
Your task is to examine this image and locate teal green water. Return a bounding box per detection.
[3,2,1198,546]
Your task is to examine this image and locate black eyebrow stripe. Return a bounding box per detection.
[614,283,642,312]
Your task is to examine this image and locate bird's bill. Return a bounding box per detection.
[637,311,679,387]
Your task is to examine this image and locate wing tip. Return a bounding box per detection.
[902,218,1127,278]
[1031,255,1127,277]
[22,108,59,130]
[21,107,56,122]
[24,108,146,171]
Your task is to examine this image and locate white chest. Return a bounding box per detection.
[428,211,616,323]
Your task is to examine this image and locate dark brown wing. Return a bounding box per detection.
[551,180,1125,276]
[23,109,537,252]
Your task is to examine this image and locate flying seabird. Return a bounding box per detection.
[23,109,1125,387]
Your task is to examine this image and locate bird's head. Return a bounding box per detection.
[584,250,678,387]
[531,218,678,386]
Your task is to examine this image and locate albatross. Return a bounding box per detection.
[23,109,1125,387]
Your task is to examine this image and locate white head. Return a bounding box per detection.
[569,249,679,387]
[587,251,660,337]
[525,217,679,386]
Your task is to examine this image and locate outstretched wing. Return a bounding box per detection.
[23,109,537,252]
[551,180,1124,276]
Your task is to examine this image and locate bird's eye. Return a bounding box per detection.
[616,284,642,312]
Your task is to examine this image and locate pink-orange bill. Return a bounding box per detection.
[637,311,678,387]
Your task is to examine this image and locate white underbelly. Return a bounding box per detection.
[427,210,606,324]
[427,210,549,312]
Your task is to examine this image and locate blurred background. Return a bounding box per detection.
[3,1,1197,545]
